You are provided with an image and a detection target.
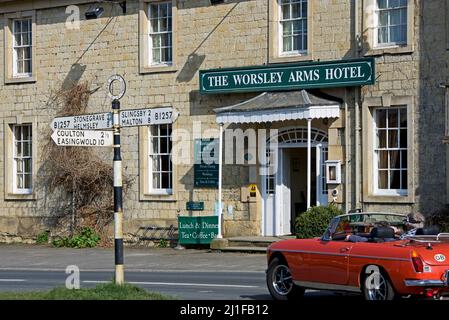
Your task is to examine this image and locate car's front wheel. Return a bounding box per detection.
[362,267,395,301]
[266,257,305,300]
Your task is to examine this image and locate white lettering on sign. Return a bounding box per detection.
[288,69,320,82]
[207,68,367,87]
[208,75,229,87]
[51,129,113,147]
[120,107,178,127]
[51,112,113,131]
[232,72,284,86]
[324,66,365,81]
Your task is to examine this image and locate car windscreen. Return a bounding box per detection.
[349,214,406,226]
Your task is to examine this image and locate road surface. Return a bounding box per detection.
[0,244,356,300]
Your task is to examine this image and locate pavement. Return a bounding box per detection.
[0,244,266,273]
[0,244,354,300]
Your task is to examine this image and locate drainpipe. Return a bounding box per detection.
[344,90,350,213]
[355,89,361,209]
[307,118,312,209]
[354,0,362,210]
[217,123,224,239]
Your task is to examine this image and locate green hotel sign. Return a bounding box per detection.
[200,58,375,94]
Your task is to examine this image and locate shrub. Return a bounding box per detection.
[36,231,50,244]
[426,205,449,232]
[295,205,343,239]
[52,227,100,249]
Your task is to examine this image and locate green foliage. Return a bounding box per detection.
[36,231,50,244]
[0,282,175,300]
[52,227,100,249]
[158,239,168,248]
[295,205,343,239]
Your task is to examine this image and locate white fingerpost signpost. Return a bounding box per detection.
[120,107,178,127]
[51,129,113,147]
[50,112,113,131]
[50,74,179,286]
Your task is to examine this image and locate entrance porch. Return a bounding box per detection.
[214,90,341,237]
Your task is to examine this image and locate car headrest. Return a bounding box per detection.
[370,227,395,238]
[415,226,440,235]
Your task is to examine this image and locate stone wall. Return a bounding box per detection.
[0,0,446,241]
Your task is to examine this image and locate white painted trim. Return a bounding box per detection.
[278,0,308,56]
[373,0,408,48]
[372,108,408,196]
[216,105,340,124]
[12,124,32,195]
[262,126,329,236]
[307,118,312,209]
[147,1,174,66]
[11,17,33,78]
[147,124,173,195]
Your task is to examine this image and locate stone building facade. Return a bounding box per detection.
[0,0,447,241]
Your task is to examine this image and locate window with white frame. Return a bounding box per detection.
[148,2,172,65]
[12,18,32,77]
[374,107,408,195]
[375,0,407,47]
[12,124,32,194]
[265,146,276,195]
[149,124,173,194]
[279,0,308,54]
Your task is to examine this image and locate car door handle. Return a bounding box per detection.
[340,247,350,253]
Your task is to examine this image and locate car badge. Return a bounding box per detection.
[434,254,446,262]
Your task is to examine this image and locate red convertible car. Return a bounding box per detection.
[266,212,449,300]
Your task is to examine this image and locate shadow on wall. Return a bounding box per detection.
[176,53,206,83]
[176,1,241,83]
[179,166,195,218]
[61,63,87,90]
[189,90,263,117]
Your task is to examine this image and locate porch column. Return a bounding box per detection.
[217,123,224,239]
[307,118,312,209]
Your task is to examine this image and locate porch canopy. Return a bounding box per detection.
[214,89,341,124]
[213,90,341,238]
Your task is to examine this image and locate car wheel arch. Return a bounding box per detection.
[359,264,397,293]
[269,252,288,266]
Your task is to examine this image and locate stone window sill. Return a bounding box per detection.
[5,193,36,201]
[139,64,178,74]
[365,45,413,56]
[140,193,177,202]
[269,54,313,64]
[363,194,414,204]
[5,75,36,85]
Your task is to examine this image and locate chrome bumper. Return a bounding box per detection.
[404,280,446,287]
